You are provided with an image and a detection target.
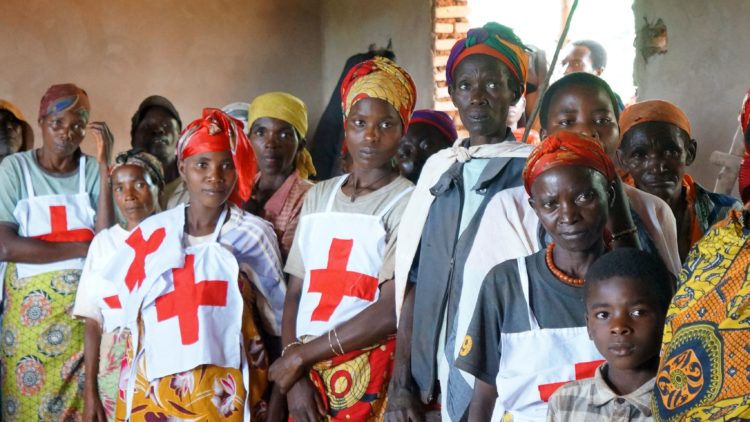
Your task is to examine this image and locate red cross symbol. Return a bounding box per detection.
[538,359,605,402]
[307,238,378,322]
[124,227,166,292]
[155,254,229,345]
[102,295,122,309]
[33,205,94,242]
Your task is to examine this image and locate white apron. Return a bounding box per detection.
[123,206,250,420]
[295,175,412,337]
[493,257,604,422]
[12,155,95,279]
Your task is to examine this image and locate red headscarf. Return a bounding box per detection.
[738,89,750,204]
[176,108,257,205]
[523,131,616,195]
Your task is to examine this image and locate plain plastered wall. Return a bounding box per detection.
[320,0,434,112]
[633,0,748,191]
[0,0,323,156]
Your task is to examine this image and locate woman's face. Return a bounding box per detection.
[0,110,23,160]
[450,54,518,138]
[112,164,157,228]
[38,109,87,158]
[179,150,237,210]
[529,165,610,252]
[345,98,402,172]
[544,84,619,157]
[132,107,180,167]
[249,117,300,178]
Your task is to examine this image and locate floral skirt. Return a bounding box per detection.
[1,263,85,422]
[97,329,131,421]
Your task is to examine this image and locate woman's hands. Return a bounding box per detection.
[87,121,114,166]
[268,343,308,394]
[286,377,326,422]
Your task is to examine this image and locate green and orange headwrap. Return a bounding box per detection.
[340,56,417,134]
[446,22,529,96]
[523,131,616,195]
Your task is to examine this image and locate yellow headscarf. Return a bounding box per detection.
[248,92,316,179]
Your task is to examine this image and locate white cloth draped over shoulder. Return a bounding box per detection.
[393,140,534,323]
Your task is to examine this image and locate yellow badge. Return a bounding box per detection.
[459,335,473,356]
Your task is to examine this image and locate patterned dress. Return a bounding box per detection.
[2,264,85,421]
[653,209,750,421]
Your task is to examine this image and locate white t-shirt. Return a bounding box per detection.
[73,224,130,325]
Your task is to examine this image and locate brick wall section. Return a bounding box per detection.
[433,0,469,138]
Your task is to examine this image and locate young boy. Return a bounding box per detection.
[547,248,674,421]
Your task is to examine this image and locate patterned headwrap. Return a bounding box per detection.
[523,131,616,195]
[446,22,529,96]
[176,108,257,204]
[409,109,458,144]
[619,99,691,146]
[738,89,750,204]
[38,83,90,121]
[248,92,316,179]
[340,56,417,134]
[0,99,34,151]
[111,149,166,189]
[222,102,250,135]
[131,95,182,140]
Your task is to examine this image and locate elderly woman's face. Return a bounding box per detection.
[39,109,87,158]
[529,165,609,252]
[0,110,23,160]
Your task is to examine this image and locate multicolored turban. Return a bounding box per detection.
[409,109,458,144]
[340,56,417,134]
[523,131,616,195]
[619,99,691,145]
[0,99,34,151]
[248,92,316,179]
[738,89,750,204]
[446,22,529,95]
[131,95,182,140]
[38,83,90,121]
[111,149,166,189]
[176,108,257,204]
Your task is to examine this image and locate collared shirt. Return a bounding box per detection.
[548,363,654,421]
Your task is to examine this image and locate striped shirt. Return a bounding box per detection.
[547,363,655,421]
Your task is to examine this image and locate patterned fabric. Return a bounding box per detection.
[548,363,654,421]
[176,108,257,204]
[114,274,270,421]
[340,56,417,134]
[653,209,750,421]
[257,171,313,260]
[445,22,528,95]
[619,99,692,143]
[303,337,396,421]
[522,131,616,194]
[738,90,750,204]
[683,174,742,248]
[110,150,165,189]
[97,329,131,421]
[247,92,317,179]
[38,83,90,121]
[409,109,457,144]
[1,264,85,422]
[222,102,251,135]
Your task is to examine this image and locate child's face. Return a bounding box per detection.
[544,84,619,157]
[345,98,402,172]
[249,117,300,178]
[179,150,237,209]
[617,122,696,203]
[112,164,157,228]
[586,276,665,371]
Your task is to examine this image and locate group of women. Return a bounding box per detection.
[0,20,747,422]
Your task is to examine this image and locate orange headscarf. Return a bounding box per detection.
[176,108,257,205]
[523,131,616,195]
[618,100,691,146]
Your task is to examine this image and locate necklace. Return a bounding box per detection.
[545,242,585,287]
[347,172,393,202]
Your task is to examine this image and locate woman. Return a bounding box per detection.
[106,109,285,421]
[73,150,165,421]
[244,92,316,259]
[0,99,34,161]
[129,95,183,209]
[455,131,638,420]
[395,109,457,183]
[0,83,114,421]
[269,57,416,421]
